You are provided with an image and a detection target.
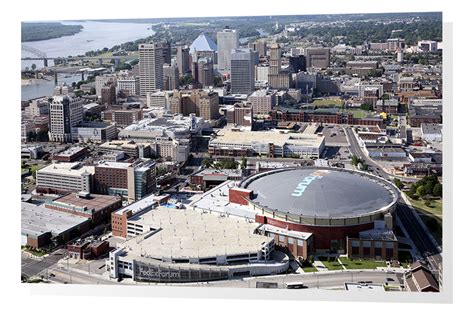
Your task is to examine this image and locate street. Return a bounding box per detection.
[21,248,66,279]
[170,270,404,289]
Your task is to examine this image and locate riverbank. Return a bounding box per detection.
[21,22,83,42]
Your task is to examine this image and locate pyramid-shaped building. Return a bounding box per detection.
[189,33,217,52]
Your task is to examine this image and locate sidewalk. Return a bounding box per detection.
[312,258,329,272]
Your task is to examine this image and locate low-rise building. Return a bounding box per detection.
[22,202,91,249]
[72,121,118,143]
[421,123,442,143]
[408,105,442,127]
[52,146,88,162]
[209,128,325,158]
[36,162,95,194]
[45,192,122,224]
[404,261,439,292]
[191,168,243,190]
[99,140,151,159]
[347,218,398,261]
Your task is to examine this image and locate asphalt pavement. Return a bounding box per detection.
[22,248,66,278]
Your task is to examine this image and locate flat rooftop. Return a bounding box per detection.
[123,206,272,259]
[49,193,121,212]
[38,162,95,176]
[211,129,325,147]
[258,224,312,240]
[243,168,398,218]
[345,283,386,291]
[22,202,90,237]
[96,161,132,169]
[114,194,169,216]
[54,146,86,157]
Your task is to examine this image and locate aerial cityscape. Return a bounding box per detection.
[20,12,443,293]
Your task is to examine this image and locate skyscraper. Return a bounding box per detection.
[197,57,214,88]
[268,43,291,90]
[268,43,282,75]
[217,28,239,73]
[176,46,190,76]
[48,95,83,143]
[138,43,164,96]
[162,41,172,64]
[163,64,180,90]
[230,48,257,95]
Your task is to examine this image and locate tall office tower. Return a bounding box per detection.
[197,57,214,88]
[138,43,164,96]
[269,43,282,75]
[305,47,330,69]
[101,83,116,105]
[48,95,83,143]
[176,46,190,76]
[217,28,239,73]
[230,48,257,95]
[249,40,267,57]
[163,64,180,90]
[162,41,172,64]
[268,43,291,90]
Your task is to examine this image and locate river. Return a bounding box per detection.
[22,21,155,101]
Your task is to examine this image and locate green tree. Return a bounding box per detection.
[433,183,442,197]
[416,185,427,198]
[351,156,361,166]
[360,103,373,111]
[393,178,403,190]
[240,157,247,170]
[408,184,417,197]
[202,156,213,168]
[31,64,36,71]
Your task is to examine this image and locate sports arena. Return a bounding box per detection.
[229,167,400,253]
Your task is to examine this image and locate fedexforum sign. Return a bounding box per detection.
[136,267,180,279]
[291,170,330,197]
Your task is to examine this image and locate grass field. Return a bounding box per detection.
[317,257,344,270]
[302,266,318,272]
[406,196,442,245]
[342,109,373,119]
[407,196,443,219]
[312,98,345,107]
[338,257,387,270]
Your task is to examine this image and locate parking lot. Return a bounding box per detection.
[321,126,349,146]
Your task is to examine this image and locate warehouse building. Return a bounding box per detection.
[21,202,91,249]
